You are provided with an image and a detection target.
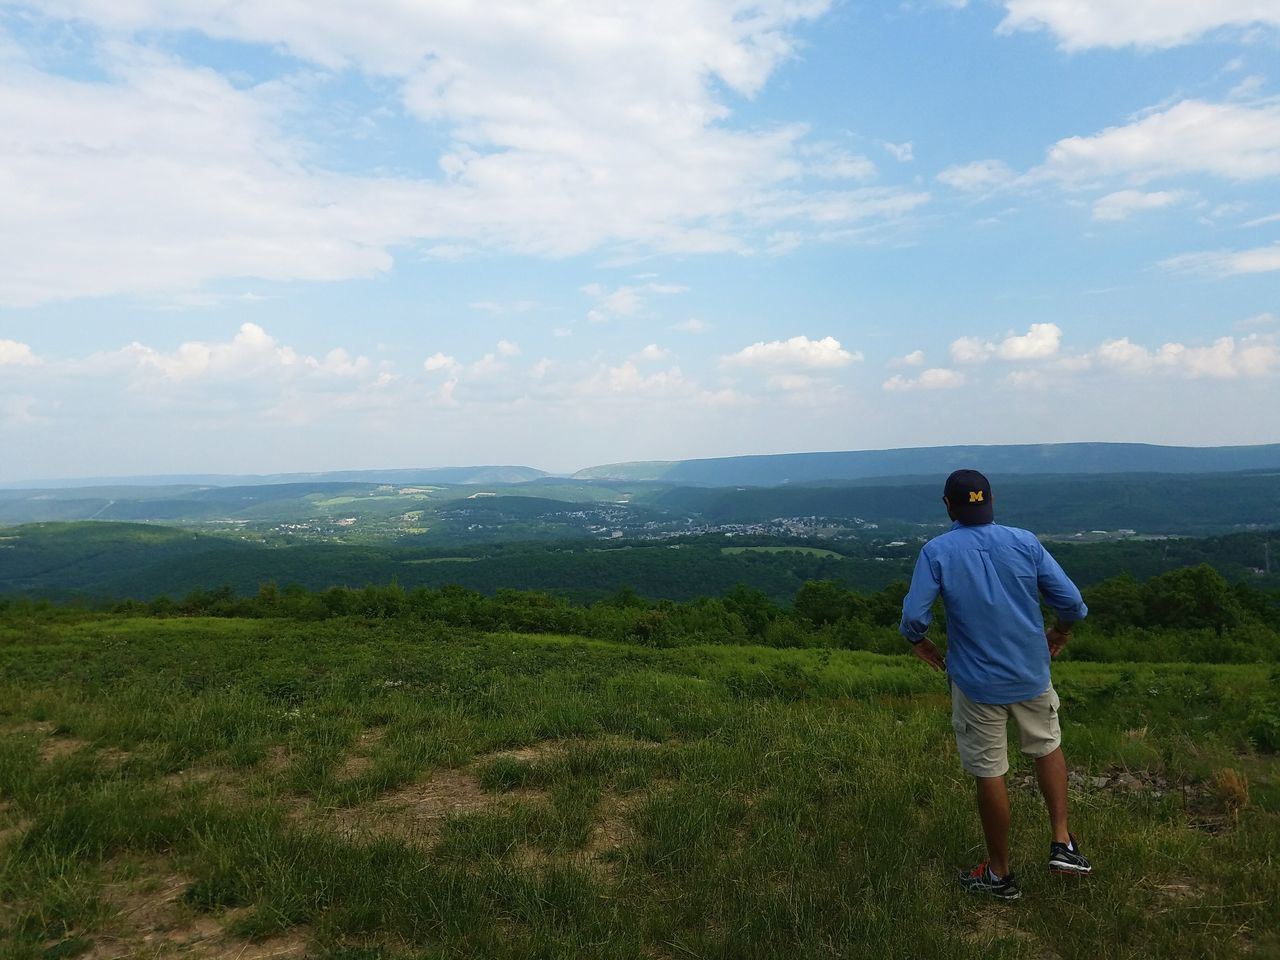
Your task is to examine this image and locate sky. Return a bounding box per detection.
[1,0,1278,482]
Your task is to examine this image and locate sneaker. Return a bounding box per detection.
[959,862,1021,900]
[1048,834,1092,875]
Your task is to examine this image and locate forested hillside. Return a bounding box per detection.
[2,521,1277,604]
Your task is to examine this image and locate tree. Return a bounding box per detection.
[1140,564,1243,635]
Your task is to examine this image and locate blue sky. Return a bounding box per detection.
[1,0,1278,481]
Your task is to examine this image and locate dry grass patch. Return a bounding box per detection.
[14,720,92,762]
[0,816,31,848]
[1148,878,1203,907]
[476,734,670,766]
[72,860,309,960]
[961,909,1055,957]
[320,765,548,847]
[583,788,650,859]
[335,727,385,781]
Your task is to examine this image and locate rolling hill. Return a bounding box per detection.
[574,442,1280,485]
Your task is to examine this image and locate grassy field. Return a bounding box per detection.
[0,615,1276,959]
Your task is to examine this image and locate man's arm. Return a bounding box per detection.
[900,548,945,671]
[1036,541,1087,656]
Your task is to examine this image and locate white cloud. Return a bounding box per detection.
[696,387,754,407]
[0,340,38,365]
[0,1,940,304]
[308,348,372,378]
[723,335,862,368]
[1095,334,1280,379]
[1162,243,1280,277]
[996,323,1062,360]
[1053,354,1094,373]
[1004,369,1046,389]
[106,322,303,382]
[496,339,521,357]
[937,159,1014,191]
[470,300,536,315]
[1038,100,1280,185]
[799,144,878,180]
[1242,211,1280,228]
[0,50,417,306]
[468,353,506,379]
[998,1,1280,50]
[893,349,926,367]
[883,141,914,162]
[3,323,403,441]
[575,361,693,400]
[672,318,710,334]
[424,353,460,372]
[1229,74,1266,100]
[633,344,669,362]
[882,368,966,391]
[0,395,43,428]
[1091,189,1186,221]
[1238,312,1278,330]
[767,373,814,391]
[583,282,687,324]
[949,336,993,365]
[950,323,1062,364]
[940,99,1280,214]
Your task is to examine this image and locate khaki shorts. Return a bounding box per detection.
[951,682,1061,778]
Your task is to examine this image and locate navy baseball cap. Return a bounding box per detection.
[944,469,994,525]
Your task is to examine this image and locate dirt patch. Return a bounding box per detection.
[0,818,31,847]
[339,753,374,779]
[319,765,547,847]
[514,786,658,875]
[479,742,566,764]
[1015,767,1208,802]
[476,734,669,767]
[15,720,57,735]
[162,767,222,787]
[331,739,669,859]
[160,767,251,809]
[69,861,310,960]
[962,910,1052,955]
[14,721,92,762]
[336,728,386,781]
[1149,879,1203,906]
[42,737,91,761]
[261,744,291,773]
[385,767,497,817]
[584,788,650,858]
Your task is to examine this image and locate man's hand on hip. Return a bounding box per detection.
[1045,625,1071,658]
[909,638,946,672]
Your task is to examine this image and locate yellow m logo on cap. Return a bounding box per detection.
[969,491,984,503]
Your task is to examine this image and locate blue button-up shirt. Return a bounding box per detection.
[899,522,1088,704]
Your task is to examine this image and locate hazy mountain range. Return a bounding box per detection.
[5,442,1280,491]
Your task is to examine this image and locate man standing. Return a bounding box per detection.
[899,469,1092,900]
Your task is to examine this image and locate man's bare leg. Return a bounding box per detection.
[975,775,1011,877]
[1034,747,1071,844]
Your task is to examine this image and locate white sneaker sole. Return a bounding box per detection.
[1049,861,1092,875]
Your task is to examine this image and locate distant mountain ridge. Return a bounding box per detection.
[573,443,1280,486]
[8,443,1280,492]
[0,465,549,490]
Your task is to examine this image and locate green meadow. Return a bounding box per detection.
[1,613,1277,959]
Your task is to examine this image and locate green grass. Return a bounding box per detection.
[0,614,1276,959]
[720,546,846,559]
